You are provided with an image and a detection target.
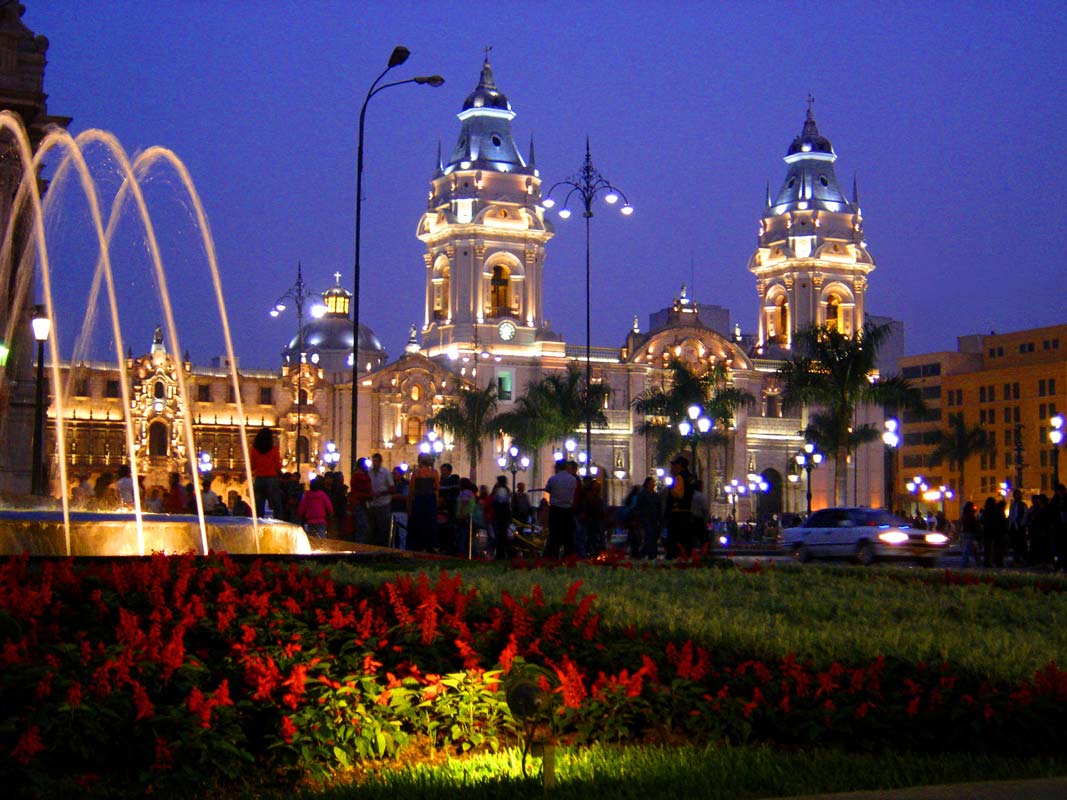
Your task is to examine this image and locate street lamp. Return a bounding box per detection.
[905,475,929,517]
[30,305,51,496]
[272,263,321,475]
[197,451,213,476]
[724,478,747,520]
[496,444,530,492]
[1050,414,1064,486]
[322,440,341,472]
[882,417,900,513]
[677,403,713,478]
[418,428,445,461]
[351,46,444,478]
[543,140,632,465]
[794,442,824,517]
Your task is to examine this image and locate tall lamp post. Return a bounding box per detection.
[543,140,632,463]
[1050,414,1064,486]
[882,417,900,512]
[905,475,929,517]
[794,443,824,517]
[351,46,444,478]
[496,445,530,492]
[30,305,51,496]
[677,403,713,480]
[272,263,322,476]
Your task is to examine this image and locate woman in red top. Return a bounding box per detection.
[250,427,286,520]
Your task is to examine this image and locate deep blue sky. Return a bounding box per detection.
[27,1,1067,370]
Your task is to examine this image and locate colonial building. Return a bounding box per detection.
[44,58,893,520]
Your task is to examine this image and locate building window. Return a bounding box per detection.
[198,384,212,402]
[227,386,236,403]
[980,454,988,470]
[497,372,513,402]
[490,263,513,317]
[154,381,165,400]
[259,387,273,405]
[1051,379,1058,396]
[1003,429,1012,446]
[1004,452,1012,468]
[433,265,450,320]
[1003,407,1011,424]
[1039,380,1046,397]
[979,409,987,425]
[411,384,421,402]
[979,387,986,403]
[105,380,120,399]
[825,293,843,332]
[921,385,941,399]
[405,416,422,445]
[1013,406,1020,423]
[148,421,169,457]
[1040,450,1048,467]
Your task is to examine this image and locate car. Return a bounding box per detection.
[781,507,949,566]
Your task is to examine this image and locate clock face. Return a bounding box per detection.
[498,321,517,341]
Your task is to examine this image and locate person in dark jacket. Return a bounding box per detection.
[979,496,1007,568]
[664,456,695,559]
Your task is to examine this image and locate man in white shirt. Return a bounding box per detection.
[367,453,395,547]
[544,459,578,558]
[115,465,136,509]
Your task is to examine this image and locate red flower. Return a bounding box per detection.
[152,737,174,771]
[280,715,297,743]
[11,725,44,764]
[132,681,155,720]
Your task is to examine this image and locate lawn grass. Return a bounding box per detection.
[325,560,1067,684]
[268,742,1067,800]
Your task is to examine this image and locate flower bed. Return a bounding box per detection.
[1,553,1065,797]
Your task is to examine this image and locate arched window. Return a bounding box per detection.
[405,416,422,445]
[153,381,165,400]
[826,293,842,332]
[148,421,169,457]
[298,389,308,405]
[490,264,511,317]
[775,295,789,342]
[433,265,450,320]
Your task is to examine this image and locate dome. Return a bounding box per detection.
[787,108,835,156]
[461,58,512,113]
[286,318,383,355]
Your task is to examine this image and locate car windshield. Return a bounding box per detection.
[852,509,909,528]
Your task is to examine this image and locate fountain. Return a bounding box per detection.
[0,111,310,557]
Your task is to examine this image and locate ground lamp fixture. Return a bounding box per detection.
[351,46,444,477]
[1050,414,1064,486]
[31,305,51,496]
[794,442,824,517]
[542,140,632,464]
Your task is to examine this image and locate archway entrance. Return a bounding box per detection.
[758,467,783,522]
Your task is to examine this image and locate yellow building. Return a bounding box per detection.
[898,324,1066,518]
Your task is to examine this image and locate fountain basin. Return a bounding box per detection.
[0,510,311,556]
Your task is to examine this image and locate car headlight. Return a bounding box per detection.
[878,530,910,545]
[924,532,949,545]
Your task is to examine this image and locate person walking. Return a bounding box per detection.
[348,459,372,544]
[959,500,980,568]
[250,427,286,520]
[544,459,578,558]
[980,496,1007,568]
[297,476,334,539]
[511,482,532,526]
[490,475,512,560]
[406,454,439,552]
[365,453,394,547]
[665,455,696,559]
[1007,488,1029,566]
[636,477,663,560]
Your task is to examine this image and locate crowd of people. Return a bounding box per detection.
[955,485,1067,570]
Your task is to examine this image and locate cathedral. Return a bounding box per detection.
[41,56,889,518]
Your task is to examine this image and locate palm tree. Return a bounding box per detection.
[927,411,996,506]
[508,365,610,450]
[429,384,499,481]
[776,322,920,505]
[633,359,753,480]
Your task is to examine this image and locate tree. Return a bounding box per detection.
[498,365,609,451]
[927,411,995,507]
[429,384,498,481]
[776,322,920,505]
[633,359,753,481]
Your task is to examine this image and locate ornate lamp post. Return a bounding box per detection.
[197,451,213,476]
[677,403,713,479]
[30,305,51,496]
[418,429,445,461]
[794,442,824,517]
[1050,414,1064,486]
[543,140,632,464]
[496,444,530,492]
[322,440,341,472]
[351,46,444,477]
[905,475,929,517]
[271,263,322,475]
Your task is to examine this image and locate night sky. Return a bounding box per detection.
[27,1,1067,370]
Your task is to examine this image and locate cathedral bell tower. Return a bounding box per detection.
[417,56,553,359]
[748,102,874,348]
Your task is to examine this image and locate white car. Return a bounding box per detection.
[782,507,949,566]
